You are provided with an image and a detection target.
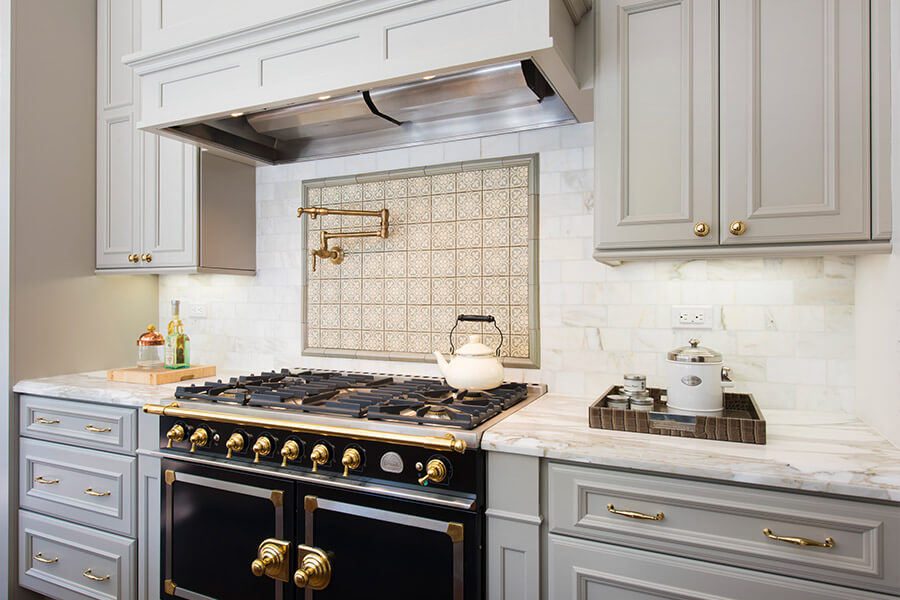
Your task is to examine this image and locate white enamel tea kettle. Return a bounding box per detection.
[433,315,505,391]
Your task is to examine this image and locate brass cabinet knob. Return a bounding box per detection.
[141,253,152,263]
[340,448,361,477]
[417,458,448,486]
[280,440,301,467]
[693,222,710,237]
[189,427,209,453]
[166,424,185,449]
[252,436,273,463]
[225,433,245,459]
[309,444,329,473]
[293,545,332,590]
[729,220,747,235]
[127,254,140,263]
[251,538,291,582]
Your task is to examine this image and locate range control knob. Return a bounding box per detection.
[189,427,209,453]
[225,432,245,459]
[309,444,329,473]
[252,436,273,464]
[417,458,448,486]
[166,424,185,448]
[280,440,301,467]
[341,448,361,477]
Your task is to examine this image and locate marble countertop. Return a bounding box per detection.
[481,393,900,502]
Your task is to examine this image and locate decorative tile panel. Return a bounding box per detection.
[302,156,539,367]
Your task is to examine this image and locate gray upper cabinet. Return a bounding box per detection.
[594,0,892,261]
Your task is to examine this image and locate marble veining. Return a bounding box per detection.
[482,393,900,502]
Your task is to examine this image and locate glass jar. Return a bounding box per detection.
[137,325,165,369]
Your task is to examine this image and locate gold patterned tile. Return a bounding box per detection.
[510,165,528,187]
[363,253,384,278]
[384,251,407,277]
[431,305,456,333]
[408,176,431,196]
[407,197,431,223]
[431,222,455,250]
[455,220,482,248]
[431,173,456,194]
[341,330,361,349]
[407,305,431,332]
[363,180,385,200]
[384,331,407,351]
[384,278,407,304]
[431,278,455,305]
[307,279,321,302]
[431,250,455,277]
[384,305,407,331]
[432,332,451,354]
[322,186,341,204]
[510,188,528,216]
[510,217,528,246]
[340,305,361,329]
[408,332,431,353]
[407,224,431,250]
[342,184,362,203]
[340,279,361,304]
[321,305,339,328]
[457,170,482,192]
[431,194,456,222]
[407,252,430,278]
[407,278,430,304]
[456,192,482,219]
[510,276,528,305]
[482,248,509,276]
[339,252,362,278]
[307,328,320,347]
[385,179,407,199]
[483,189,509,218]
[483,277,509,304]
[482,167,509,190]
[384,224,407,251]
[307,187,321,204]
[362,331,383,351]
[511,305,528,334]
[482,219,509,247]
[455,249,482,276]
[307,304,320,328]
[510,335,529,358]
[384,198,407,223]
[456,277,482,302]
[362,279,384,304]
[362,305,384,330]
[321,329,340,347]
[510,247,528,276]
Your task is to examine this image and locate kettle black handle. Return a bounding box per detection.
[449,314,503,356]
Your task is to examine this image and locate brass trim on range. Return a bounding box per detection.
[446,522,464,543]
[270,490,284,508]
[143,402,467,453]
[164,579,176,595]
[763,528,835,548]
[606,504,664,521]
[164,470,176,486]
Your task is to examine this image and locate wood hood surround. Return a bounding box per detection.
[122,0,594,164]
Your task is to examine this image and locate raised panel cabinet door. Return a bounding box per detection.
[96,110,140,269]
[594,0,718,249]
[141,134,199,268]
[720,0,871,244]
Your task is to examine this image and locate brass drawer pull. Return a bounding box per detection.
[607,503,664,521]
[85,424,112,433]
[763,528,834,548]
[34,417,60,424]
[84,488,111,497]
[34,476,59,485]
[33,553,58,564]
[82,569,110,582]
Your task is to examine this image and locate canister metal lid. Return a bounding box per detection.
[667,338,722,363]
[137,324,164,346]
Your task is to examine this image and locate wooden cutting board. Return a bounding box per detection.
[107,365,216,385]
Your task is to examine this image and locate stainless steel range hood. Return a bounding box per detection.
[165,60,575,164]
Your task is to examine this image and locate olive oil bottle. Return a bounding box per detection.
[164,300,191,369]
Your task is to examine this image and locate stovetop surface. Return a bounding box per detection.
[174,369,539,430]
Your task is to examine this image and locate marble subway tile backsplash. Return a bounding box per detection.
[158,121,857,413]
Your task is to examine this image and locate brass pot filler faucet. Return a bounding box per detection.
[297,206,390,272]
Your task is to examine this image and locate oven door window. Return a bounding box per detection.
[162,460,295,600]
[297,486,478,600]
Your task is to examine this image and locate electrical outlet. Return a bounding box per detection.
[672,305,713,329]
[188,303,208,319]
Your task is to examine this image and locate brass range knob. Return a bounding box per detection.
[280,440,301,468]
[309,444,329,473]
[417,458,448,486]
[189,427,209,453]
[341,448,361,477]
[166,424,185,448]
[694,222,710,237]
[253,436,273,464]
[251,538,291,582]
[293,545,332,590]
[225,433,245,459]
[141,253,152,263]
[729,220,747,235]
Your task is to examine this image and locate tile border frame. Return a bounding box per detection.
[300,154,541,369]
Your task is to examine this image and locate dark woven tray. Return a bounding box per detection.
[588,386,766,444]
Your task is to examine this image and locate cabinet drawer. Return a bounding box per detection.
[549,534,894,600]
[548,462,900,595]
[19,510,135,600]
[21,438,136,536]
[20,395,137,454]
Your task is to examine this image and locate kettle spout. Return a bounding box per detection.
[433,351,449,377]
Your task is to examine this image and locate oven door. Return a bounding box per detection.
[161,459,295,600]
[295,483,480,600]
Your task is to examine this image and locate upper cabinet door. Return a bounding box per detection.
[720,0,870,245]
[140,134,199,268]
[595,0,719,249]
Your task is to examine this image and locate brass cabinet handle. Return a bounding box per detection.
[693,222,710,237]
[34,476,59,485]
[34,417,60,424]
[127,253,140,263]
[729,220,747,235]
[294,545,332,590]
[763,528,834,548]
[84,488,111,497]
[33,553,58,564]
[85,424,111,433]
[607,503,664,521]
[141,253,152,263]
[82,569,110,582]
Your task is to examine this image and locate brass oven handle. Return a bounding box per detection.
[251,538,291,582]
[82,569,110,582]
[607,504,664,521]
[84,488,111,497]
[33,553,58,564]
[763,528,834,548]
[85,424,111,433]
[34,417,60,424]
[294,545,332,590]
[34,476,59,485]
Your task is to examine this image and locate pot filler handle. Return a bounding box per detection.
[449,314,503,356]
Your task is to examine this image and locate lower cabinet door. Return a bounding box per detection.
[19,509,135,600]
[549,534,893,600]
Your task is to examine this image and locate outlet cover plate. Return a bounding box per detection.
[672,305,713,329]
[189,303,208,319]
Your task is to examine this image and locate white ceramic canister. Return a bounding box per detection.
[665,338,733,413]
